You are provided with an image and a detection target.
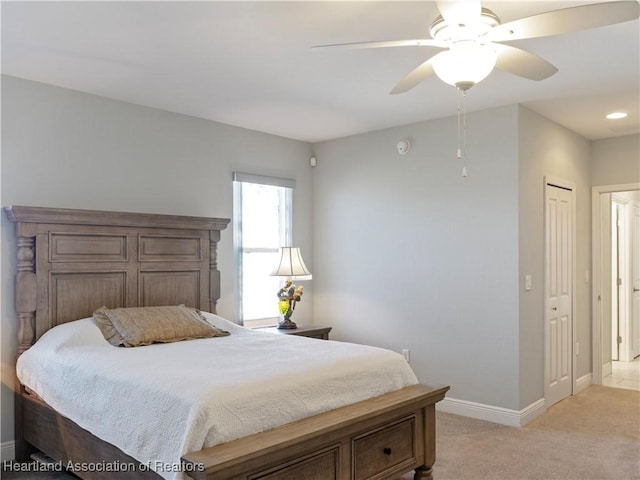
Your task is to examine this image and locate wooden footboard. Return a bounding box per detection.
[19,384,448,480]
[182,383,449,480]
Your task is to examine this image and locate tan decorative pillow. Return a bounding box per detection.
[93,305,229,347]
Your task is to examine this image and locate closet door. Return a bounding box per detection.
[545,182,574,407]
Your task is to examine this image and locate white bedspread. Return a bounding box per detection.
[17,313,418,479]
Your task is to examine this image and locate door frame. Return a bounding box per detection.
[544,176,577,402]
[592,182,640,384]
[632,202,640,359]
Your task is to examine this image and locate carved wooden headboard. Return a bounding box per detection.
[4,206,230,354]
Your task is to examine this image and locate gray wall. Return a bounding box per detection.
[312,104,619,412]
[517,106,592,408]
[312,105,522,410]
[591,134,640,187]
[0,75,313,445]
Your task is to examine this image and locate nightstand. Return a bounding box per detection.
[257,325,332,340]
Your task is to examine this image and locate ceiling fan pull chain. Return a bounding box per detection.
[456,87,468,177]
[456,88,462,160]
[462,89,468,177]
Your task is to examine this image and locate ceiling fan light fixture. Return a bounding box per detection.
[432,41,497,90]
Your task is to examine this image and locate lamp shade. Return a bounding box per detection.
[271,247,312,280]
[432,41,497,90]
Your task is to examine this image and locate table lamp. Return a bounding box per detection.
[271,247,312,329]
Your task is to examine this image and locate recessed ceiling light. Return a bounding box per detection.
[606,112,628,120]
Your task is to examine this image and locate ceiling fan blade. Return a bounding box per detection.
[437,0,481,26]
[390,56,438,95]
[312,39,444,50]
[489,1,640,42]
[494,43,558,81]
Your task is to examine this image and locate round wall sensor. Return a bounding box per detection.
[397,139,411,155]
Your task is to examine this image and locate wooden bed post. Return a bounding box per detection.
[15,227,37,354]
[12,221,38,461]
[209,228,221,314]
[414,403,437,479]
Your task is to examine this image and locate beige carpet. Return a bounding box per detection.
[402,385,640,480]
[526,385,639,440]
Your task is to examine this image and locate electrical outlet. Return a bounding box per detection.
[402,349,410,363]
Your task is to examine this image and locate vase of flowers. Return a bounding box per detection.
[277,280,304,329]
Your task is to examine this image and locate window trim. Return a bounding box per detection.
[233,172,295,189]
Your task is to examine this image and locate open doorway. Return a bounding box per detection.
[592,185,640,391]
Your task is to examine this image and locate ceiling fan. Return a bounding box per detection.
[313,1,640,93]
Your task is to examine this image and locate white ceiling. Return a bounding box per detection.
[2,1,639,143]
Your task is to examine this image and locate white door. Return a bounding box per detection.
[632,203,640,359]
[545,183,573,407]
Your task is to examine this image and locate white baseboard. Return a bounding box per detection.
[575,372,592,394]
[1,440,15,462]
[437,396,546,427]
[519,398,547,425]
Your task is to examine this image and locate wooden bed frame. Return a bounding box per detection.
[6,205,449,480]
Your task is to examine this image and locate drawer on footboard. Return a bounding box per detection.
[249,445,340,480]
[352,415,417,480]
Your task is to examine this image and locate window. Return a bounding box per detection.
[233,173,294,326]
